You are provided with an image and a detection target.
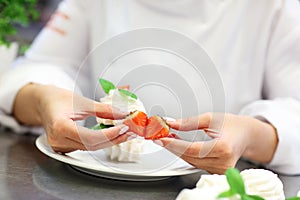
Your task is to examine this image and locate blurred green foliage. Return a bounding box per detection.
[0,0,39,47]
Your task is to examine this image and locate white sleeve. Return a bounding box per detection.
[240,0,300,175]
[0,0,89,134]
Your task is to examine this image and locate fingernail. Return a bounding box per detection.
[204,128,219,134]
[114,119,125,125]
[153,140,164,146]
[163,117,176,122]
[119,125,129,135]
[168,133,177,138]
[210,132,221,138]
[127,134,137,141]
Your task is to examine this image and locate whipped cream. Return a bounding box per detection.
[176,174,239,200]
[100,89,146,112]
[99,89,146,162]
[241,169,285,200]
[176,173,241,200]
[104,138,144,162]
[176,169,285,200]
[176,188,221,200]
[98,89,146,125]
[195,174,229,192]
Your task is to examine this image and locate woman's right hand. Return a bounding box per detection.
[13,83,131,153]
[155,113,278,174]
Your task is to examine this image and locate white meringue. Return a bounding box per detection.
[176,188,216,200]
[104,138,144,162]
[100,89,146,113]
[176,169,286,200]
[241,169,285,200]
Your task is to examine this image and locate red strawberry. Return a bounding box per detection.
[123,111,170,139]
[144,116,170,140]
[123,111,147,137]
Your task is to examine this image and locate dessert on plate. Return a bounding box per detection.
[94,79,170,162]
[95,79,146,162]
[176,168,285,200]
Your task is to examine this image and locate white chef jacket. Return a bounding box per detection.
[0,0,300,175]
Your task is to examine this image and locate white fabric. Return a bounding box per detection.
[0,0,300,174]
[0,43,18,75]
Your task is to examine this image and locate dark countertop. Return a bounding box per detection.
[0,128,299,200]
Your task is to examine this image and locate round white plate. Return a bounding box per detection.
[35,135,201,181]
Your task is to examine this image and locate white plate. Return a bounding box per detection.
[35,135,201,181]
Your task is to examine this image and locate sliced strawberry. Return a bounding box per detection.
[123,111,170,139]
[145,116,170,140]
[123,111,147,137]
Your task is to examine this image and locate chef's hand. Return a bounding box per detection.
[154,113,278,174]
[13,84,131,153]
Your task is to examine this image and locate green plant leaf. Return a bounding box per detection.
[90,123,114,130]
[286,197,300,200]
[225,168,246,195]
[0,0,39,48]
[242,194,265,200]
[19,44,30,55]
[118,89,137,100]
[218,190,236,198]
[99,78,116,94]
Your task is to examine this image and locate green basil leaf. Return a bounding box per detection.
[99,78,116,94]
[242,194,265,200]
[286,197,300,200]
[90,123,114,130]
[217,190,235,198]
[118,89,138,100]
[90,124,102,130]
[218,168,266,200]
[225,168,246,195]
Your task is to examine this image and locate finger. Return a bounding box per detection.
[71,95,128,120]
[75,125,130,146]
[154,137,218,158]
[67,131,135,151]
[117,85,130,90]
[204,128,221,138]
[93,102,129,119]
[57,119,129,146]
[51,132,135,153]
[68,109,127,121]
[168,133,181,139]
[180,154,237,174]
[166,114,211,131]
[180,155,218,167]
[50,137,87,153]
[68,111,91,121]
[90,132,137,150]
[180,155,216,167]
